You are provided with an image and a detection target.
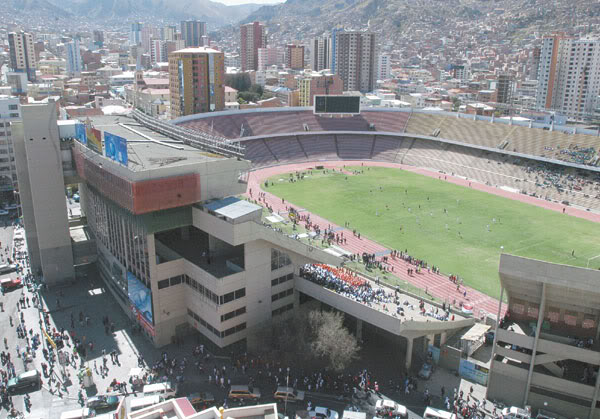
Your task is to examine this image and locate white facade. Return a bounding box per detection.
[535,35,600,120]
[0,96,20,192]
[311,35,331,71]
[377,53,391,81]
[66,39,83,76]
[150,39,167,64]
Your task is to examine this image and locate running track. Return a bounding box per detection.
[246,161,600,317]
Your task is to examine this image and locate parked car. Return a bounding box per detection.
[86,395,120,410]
[7,370,41,393]
[418,362,433,380]
[0,209,8,216]
[228,385,261,400]
[375,399,407,418]
[309,407,340,419]
[501,407,531,419]
[274,386,305,403]
[187,392,215,409]
[73,194,80,203]
[0,264,17,274]
[1,277,22,291]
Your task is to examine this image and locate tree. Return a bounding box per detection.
[308,311,360,372]
[269,310,360,372]
[225,73,251,92]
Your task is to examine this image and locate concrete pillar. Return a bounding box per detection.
[524,282,546,406]
[405,337,414,372]
[440,332,448,345]
[589,359,600,419]
[356,319,363,341]
[293,289,300,313]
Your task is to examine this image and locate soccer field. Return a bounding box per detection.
[265,166,600,298]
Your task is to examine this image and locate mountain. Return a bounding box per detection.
[242,0,600,43]
[41,0,264,27]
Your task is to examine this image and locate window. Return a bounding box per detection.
[158,279,169,289]
[271,248,291,271]
[8,105,17,111]
[169,275,182,286]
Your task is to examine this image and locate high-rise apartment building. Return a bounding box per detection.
[151,39,168,64]
[0,96,21,195]
[93,30,104,48]
[311,35,331,71]
[496,73,514,105]
[240,22,266,72]
[8,31,37,82]
[130,22,143,46]
[66,39,83,76]
[536,33,600,120]
[169,47,225,118]
[286,44,305,70]
[298,72,343,106]
[377,54,391,81]
[334,31,377,92]
[181,21,207,48]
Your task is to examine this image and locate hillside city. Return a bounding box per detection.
[0,0,600,418]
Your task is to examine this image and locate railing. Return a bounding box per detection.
[131,109,245,158]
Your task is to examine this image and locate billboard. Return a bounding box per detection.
[86,126,103,155]
[75,123,87,145]
[104,131,128,166]
[127,271,153,325]
[314,95,361,114]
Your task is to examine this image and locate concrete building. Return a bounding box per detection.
[257,47,283,71]
[334,31,377,92]
[168,48,225,118]
[297,71,343,106]
[0,96,21,195]
[488,254,600,419]
[66,39,83,76]
[130,22,143,46]
[534,32,600,120]
[377,53,391,81]
[129,399,279,419]
[162,25,177,42]
[12,103,75,285]
[150,39,167,64]
[286,44,305,70]
[7,72,28,96]
[181,21,207,48]
[8,31,37,82]
[496,73,514,105]
[311,35,331,72]
[240,22,266,72]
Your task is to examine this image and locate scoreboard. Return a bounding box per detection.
[314,95,361,115]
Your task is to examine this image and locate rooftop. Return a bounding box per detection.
[173,47,222,54]
[74,114,226,172]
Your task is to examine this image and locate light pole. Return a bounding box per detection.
[284,367,290,416]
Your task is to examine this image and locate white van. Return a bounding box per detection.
[59,408,91,419]
[130,395,163,412]
[423,407,457,419]
[143,382,177,399]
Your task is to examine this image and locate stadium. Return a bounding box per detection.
[172,107,600,297]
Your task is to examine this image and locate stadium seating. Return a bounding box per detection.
[298,135,339,161]
[336,134,375,160]
[371,136,404,162]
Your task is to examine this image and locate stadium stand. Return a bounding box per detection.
[177,109,600,210]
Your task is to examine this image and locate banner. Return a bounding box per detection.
[458,359,488,386]
[75,123,87,145]
[86,126,103,155]
[104,131,128,166]
[127,271,153,324]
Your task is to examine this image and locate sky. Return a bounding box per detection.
[214,0,285,5]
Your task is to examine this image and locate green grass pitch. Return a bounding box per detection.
[265,166,600,299]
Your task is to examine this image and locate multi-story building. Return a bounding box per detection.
[0,96,21,195]
[151,39,168,64]
[258,47,283,71]
[130,22,143,46]
[286,44,305,70]
[169,47,225,118]
[377,53,391,81]
[162,25,177,42]
[66,39,83,76]
[496,73,514,105]
[141,26,161,54]
[240,22,266,72]
[8,31,37,82]
[92,30,104,48]
[534,32,600,120]
[181,21,207,48]
[310,35,331,71]
[297,71,343,106]
[334,31,377,93]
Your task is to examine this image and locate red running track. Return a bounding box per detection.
[246,161,600,317]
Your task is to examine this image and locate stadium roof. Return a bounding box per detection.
[74,114,226,172]
[499,254,600,312]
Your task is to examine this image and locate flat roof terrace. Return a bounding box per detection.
[75,114,226,172]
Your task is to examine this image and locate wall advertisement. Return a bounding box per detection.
[75,123,87,145]
[86,126,103,155]
[104,131,128,166]
[127,271,154,327]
